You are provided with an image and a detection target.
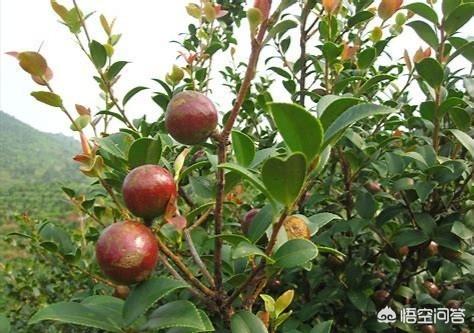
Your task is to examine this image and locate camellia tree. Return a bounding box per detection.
[3,0,474,332]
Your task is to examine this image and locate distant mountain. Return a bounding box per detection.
[0,111,84,220]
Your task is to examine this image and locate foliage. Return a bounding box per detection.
[3,0,474,332]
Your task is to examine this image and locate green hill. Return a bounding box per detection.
[0,111,84,222]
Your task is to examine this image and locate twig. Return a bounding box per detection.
[213,8,273,297]
[184,229,216,288]
[156,235,215,297]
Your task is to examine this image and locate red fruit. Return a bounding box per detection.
[420,325,436,333]
[253,0,270,20]
[122,165,177,220]
[241,208,260,235]
[373,290,390,306]
[424,281,441,298]
[165,91,218,145]
[365,181,382,193]
[96,221,158,284]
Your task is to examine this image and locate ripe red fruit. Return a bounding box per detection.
[165,91,218,145]
[241,208,260,235]
[424,281,441,298]
[420,325,436,333]
[96,221,158,285]
[122,165,177,220]
[372,289,390,306]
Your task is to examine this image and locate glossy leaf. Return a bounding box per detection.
[123,277,188,326]
[323,103,396,148]
[444,3,474,35]
[403,3,438,24]
[274,290,294,317]
[232,241,274,263]
[31,91,62,107]
[311,321,334,333]
[218,163,272,201]
[307,213,341,235]
[231,311,268,333]
[107,61,129,80]
[128,137,162,169]
[70,115,91,131]
[273,239,318,268]
[407,21,439,48]
[29,297,124,332]
[450,129,474,158]
[248,204,274,243]
[269,103,323,162]
[89,40,107,69]
[232,130,255,167]
[142,301,209,332]
[262,153,306,207]
[318,96,360,130]
[415,58,444,88]
[123,86,148,105]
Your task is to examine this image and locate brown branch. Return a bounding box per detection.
[156,235,215,298]
[213,9,272,297]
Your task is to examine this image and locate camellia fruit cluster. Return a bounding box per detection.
[95,164,178,284]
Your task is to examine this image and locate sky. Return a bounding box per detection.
[0,0,472,138]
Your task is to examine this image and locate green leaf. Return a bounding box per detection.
[18,51,47,76]
[218,163,273,202]
[231,311,268,333]
[394,230,429,248]
[307,213,341,235]
[273,239,318,268]
[348,11,374,28]
[444,3,474,35]
[311,320,334,333]
[107,61,129,80]
[123,86,149,106]
[403,3,438,24]
[407,21,439,48]
[415,58,444,88]
[449,107,471,131]
[450,129,474,158]
[248,204,274,243]
[318,96,360,130]
[451,221,473,240]
[232,242,274,263]
[123,277,188,326]
[357,47,377,69]
[128,137,162,169]
[269,103,323,162]
[443,0,461,16]
[31,91,62,107]
[274,290,294,317]
[232,130,255,167]
[262,153,306,207]
[142,301,208,332]
[0,314,10,333]
[355,192,377,219]
[167,310,214,333]
[449,37,474,63]
[357,74,397,95]
[29,298,124,332]
[70,115,91,131]
[269,19,297,38]
[89,40,107,69]
[323,103,396,148]
[260,294,275,313]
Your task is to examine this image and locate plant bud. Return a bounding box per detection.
[403,49,413,71]
[254,0,271,21]
[203,2,216,21]
[186,3,202,19]
[322,0,341,14]
[341,42,359,61]
[378,0,403,21]
[31,67,54,86]
[370,27,383,42]
[247,7,263,36]
[413,47,431,63]
[166,65,184,85]
[390,24,403,36]
[395,12,406,26]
